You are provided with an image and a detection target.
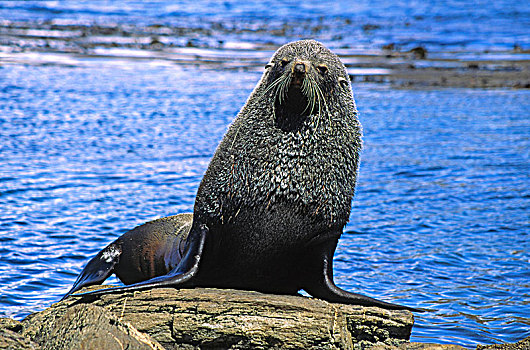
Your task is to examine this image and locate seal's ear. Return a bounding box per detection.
[338,77,350,89]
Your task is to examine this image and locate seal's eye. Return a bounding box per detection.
[265,63,272,69]
[280,58,290,67]
[338,77,350,89]
[317,65,328,74]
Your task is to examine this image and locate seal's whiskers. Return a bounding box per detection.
[311,75,331,127]
[261,75,283,100]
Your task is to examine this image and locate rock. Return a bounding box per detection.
[22,286,414,349]
[6,287,528,349]
[33,304,164,350]
[409,46,427,59]
[477,336,530,350]
[0,317,39,349]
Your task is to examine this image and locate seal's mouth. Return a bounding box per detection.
[274,70,310,131]
[264,60,327,131]
[281,76,308,114]
[291,76,303,88]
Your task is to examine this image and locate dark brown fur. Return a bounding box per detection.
[64,40,416,311]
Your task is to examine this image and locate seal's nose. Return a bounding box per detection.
[294,63,306,74]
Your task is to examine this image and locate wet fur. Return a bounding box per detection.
[64,40,417,311]
[192,40,361,291]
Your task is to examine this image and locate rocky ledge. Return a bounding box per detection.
[3,286,415,349]
[1,287,528,349]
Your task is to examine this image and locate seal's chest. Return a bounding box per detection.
[228,201,325,251]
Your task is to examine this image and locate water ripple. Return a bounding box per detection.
[0,23,529,348]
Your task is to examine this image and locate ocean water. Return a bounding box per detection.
[1,1,529,348]
[2,0,529,52]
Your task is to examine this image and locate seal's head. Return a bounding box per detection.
[261,40,354,131]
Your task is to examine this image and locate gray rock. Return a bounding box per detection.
[7,287,528,349]
[23,286,414,349]
[33,303,164,350]
[0,317,39,350]
[476,336,530,350]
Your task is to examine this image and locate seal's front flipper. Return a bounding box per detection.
[61,243,122,300]
[73,224,208,298]
[303,234,420,312]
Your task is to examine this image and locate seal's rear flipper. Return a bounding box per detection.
[61,243,122,300]
[303,233,421,312]
[72,224,208,298]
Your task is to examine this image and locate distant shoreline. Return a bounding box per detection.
[1,20,529,89]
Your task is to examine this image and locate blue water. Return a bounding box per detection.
[2,0,529,52]
[1,1,529,348]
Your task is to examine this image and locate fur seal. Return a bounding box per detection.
[63,40,416,311]
[62,214,192,298]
